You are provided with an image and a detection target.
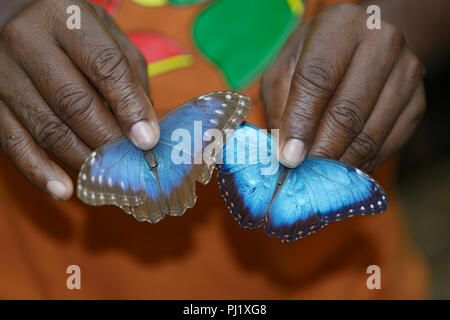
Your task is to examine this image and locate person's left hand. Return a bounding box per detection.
[261,3,426,173]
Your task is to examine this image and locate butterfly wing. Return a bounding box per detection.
[77,137,147,207]
[265,157,388,241]
[119,143,197,223]
[78,91,251,223]
[216,122,281,228]
[122,91,251,222]
[216,122,388,241]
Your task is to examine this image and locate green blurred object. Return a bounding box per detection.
[170,0,205,5]
[193,0,303,89]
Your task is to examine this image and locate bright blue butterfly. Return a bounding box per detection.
[216,122,388,242]
[77,92,250,223]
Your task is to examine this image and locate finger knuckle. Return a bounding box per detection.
[3,132,30,162]
[283,105,316,139]
[289,104,315,123]
[296,60,335,95]
[88,46,129,83]
[53,83,95,122]
[347,132,378,163]
[328,99,365,138]
[309,143,334,158]
[36,120,73,152]
[1,19,25,44]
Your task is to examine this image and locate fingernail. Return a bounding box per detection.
[130,121,158,150]
[280,139,306,168]
[47,180,69,201]
[150,120,160,141]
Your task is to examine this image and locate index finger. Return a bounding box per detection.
[279,5,362,167]
[54,1,159,150]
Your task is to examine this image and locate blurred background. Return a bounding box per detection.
[398,61,450,299]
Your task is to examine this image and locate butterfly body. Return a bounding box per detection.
[216,122,388,242]
[144,150,158,169]
[77,91,251,223]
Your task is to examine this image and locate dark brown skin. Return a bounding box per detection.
[0,0,160,200]
[0,0,449,201]
[262,0,450,170]
[262,2,431,171]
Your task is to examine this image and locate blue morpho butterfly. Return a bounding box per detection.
[77,92,250,223]
[216,122,388,242]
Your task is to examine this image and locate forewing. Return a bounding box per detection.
[216,122,280,228]
[77,137,147,208]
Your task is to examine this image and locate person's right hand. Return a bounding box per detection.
[0,0,159,201]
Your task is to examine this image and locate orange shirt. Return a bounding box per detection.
[0,0,429,299]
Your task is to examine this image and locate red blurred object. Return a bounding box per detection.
[127,30,193,77]
[90,0,123,16]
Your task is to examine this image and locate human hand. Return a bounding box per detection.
[0,0,159,200]
[261,3,426,172]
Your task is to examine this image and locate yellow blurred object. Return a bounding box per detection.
[147,54,193,77]
[286,0,304,15]
[132,0,168,7]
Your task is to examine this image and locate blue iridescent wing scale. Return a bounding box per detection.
[216,122,281,228]
[121,91,251,222]
[77,91,251,223]
[216,122,388,241]
[265,157,388,241]
[217,167,280,229]
[77,137,147,207]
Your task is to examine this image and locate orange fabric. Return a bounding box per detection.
[0,0,429,299]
